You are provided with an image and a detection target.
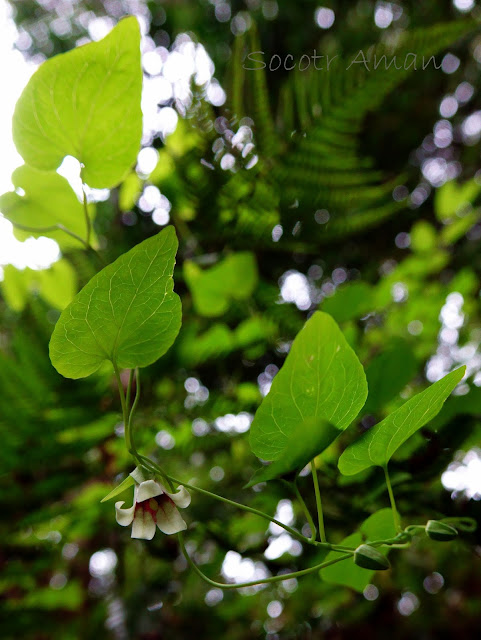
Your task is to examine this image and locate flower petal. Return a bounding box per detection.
[165,485,191,509]
[130,466,149,485]
[115,501,135,526]
[131,509,156,540]
[135,479,164,503]
[156,496,188,535]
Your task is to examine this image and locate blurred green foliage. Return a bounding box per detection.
[1,1,481,639]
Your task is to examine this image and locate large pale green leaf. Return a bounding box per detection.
[0,165,94,249]
[184,252,258,317]
[249,312,368,461]
[320,509,396,592]
[338,367,466,476]
[12,17,142,189]
[49,226,181,379]
[246,419,338,487]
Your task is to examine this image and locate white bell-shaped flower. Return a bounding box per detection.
[115,467,191,540]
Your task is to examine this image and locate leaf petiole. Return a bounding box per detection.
[383,465,402,533]
[114,367,174,491]
[80,176,92,247]
[11,220,90,250]
[290,478,317,542]
[311,460,327,543]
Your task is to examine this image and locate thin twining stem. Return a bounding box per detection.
[290,479,317,542]
[178,531,352,590]
[138,456,174,492]
[117,368,173,491]
[163,469,356,551]
[126,369,141,453]
[138,460,414,553]
[165,470,315,545]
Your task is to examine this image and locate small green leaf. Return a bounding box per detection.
[184,252,258,317]
[1,260,77,312]
[249,312,368,462]
[119,171,142,212]
[49,226,181,379]
[434,178,481,221]
[0,165,94,249]
[320,509,395,592]
[100,475,135,503]
[1,265,29,312]
[410,220,437,253]
[321,281,374,323]
[338,367,466,476]
[234,316,276,348]
[440,210,480,245]
[177,323,235,367]
[12,17,142,188]
[246,419,338,486]
[36,259,78,310]
[177,316,275,368]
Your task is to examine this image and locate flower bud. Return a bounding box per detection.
[354,544,391,571]
[425,520,458,542]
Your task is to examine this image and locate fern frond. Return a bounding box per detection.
[225,23,280,156]
[275,20,477,212]
[219,19,477,241]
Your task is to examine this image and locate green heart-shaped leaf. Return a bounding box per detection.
[49,226,181,379]
[12,17,142,188]
[249,312,368,462]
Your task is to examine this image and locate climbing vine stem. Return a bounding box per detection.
[178,531,353,590]
[383,465,402,533]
